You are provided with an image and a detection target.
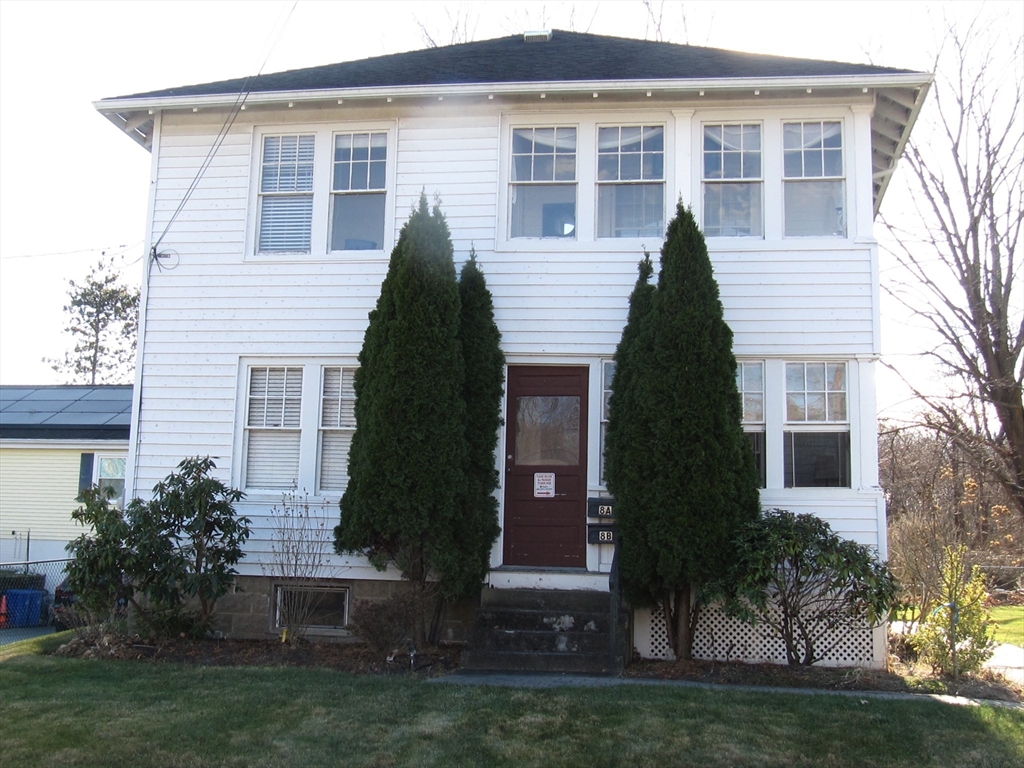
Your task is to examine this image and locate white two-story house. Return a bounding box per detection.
[97,31,929,665]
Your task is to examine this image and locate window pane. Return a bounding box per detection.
[826,363,846,391]
[331,193,386,250]
[743,362,763,391]
[319,430,353,492]
[828,393,847,421]
[603,361,616,390]
[806,362,826,392]
[259,195,313,252]
[743,393,764,422]
[620,126,642,153]
[533,154,554,181]
[806,393,826,421]
[747,431,766,488]
[98,457,126,479]
[597,184,663,238]
[787,393,806,421]
[515,396,580,465]
[786,363,805,392]
[620,153,641,180]
[510,184,576,238]
[512,129,533,154]
[704,125,722,151]
[598,127,619,152]
[642,126,664,152]
[534,128,555,153]
[703,183,762,237]
[784,432,850,487]
[246,430,300,489]
[785,180,845,236]
[555,154,576,181]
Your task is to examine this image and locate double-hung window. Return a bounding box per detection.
[783,121,845,236]
[703,124,762,237]
[244,366,304,489]
[736,361,766,488]
[253,126,393,257]
[597,125,665,238]
[510,127,577,238]
[96,456,127,509]
[258,135,316,252]
[784,362,849,487]
[331,132,388,250]
[318,367,356,492]
[241,363,358,495]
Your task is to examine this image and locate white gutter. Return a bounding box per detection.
[94,72,932,113]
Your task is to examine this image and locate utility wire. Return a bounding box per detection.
[151,0,299,256]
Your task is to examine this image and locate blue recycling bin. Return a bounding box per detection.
[5,589,45,628]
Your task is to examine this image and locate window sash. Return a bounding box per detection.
[785,362,847,423]
[258,135,315,253]
[784,431,850,488]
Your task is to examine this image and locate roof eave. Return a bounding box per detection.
[95,71,932,114]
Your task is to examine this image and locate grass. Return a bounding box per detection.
[1,638,1021,767]
[990,605,1024,647]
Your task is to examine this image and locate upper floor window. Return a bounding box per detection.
[703,124,763,237]
[783,121,845,237]
[331,132,388,250]
[510,127,577,238]
[258,135,315,252]
[597,125,664,238]
[96,456,127,509]
[251,125,394,258]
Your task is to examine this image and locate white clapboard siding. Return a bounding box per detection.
[133,102,884,562]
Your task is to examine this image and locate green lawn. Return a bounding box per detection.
[991,605,1024,647]
[1,636,1021,768]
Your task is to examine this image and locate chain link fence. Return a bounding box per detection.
[0,559,71,646]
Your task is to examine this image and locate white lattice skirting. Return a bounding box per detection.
[633,603,886,668]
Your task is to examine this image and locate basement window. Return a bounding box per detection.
[274,585,349,633]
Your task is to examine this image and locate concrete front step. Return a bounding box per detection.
[480,588,612,612]
[463,588,629,676]
[474,608,620,634]
[471,628,612,654]
[461,649,623,675]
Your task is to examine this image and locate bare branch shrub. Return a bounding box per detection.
[262,492,337,644]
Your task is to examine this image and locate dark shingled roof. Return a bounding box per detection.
[0,385,132,441]
[109,30,915,101]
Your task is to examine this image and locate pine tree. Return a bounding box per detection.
[605,204,760,659]
[440,248,504,602]
[335,194,468,645]
[47,258,139,384]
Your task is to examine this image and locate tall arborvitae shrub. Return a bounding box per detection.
[443,248,504,602]
[605,204,760,659]
[335,194,468,646]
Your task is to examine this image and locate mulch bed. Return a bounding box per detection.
[51,631,1021,702]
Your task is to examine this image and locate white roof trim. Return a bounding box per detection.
[95,72,932,113]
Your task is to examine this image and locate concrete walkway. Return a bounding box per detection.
[430,670,1023,710]
[987,643,1024,686]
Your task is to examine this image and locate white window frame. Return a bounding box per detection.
[497,112,674,252]
[702,122,764,238]
[595,124,667,240]
[246,122,398,262]
[234,359,358,498]
[782,361,851,488]
[736,360,766,489]
[94,454,128,509]
[599,359,615,487]
[690,109,856,245]
[782,120,847,238]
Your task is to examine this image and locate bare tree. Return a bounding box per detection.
[414,3,478,48]
[882,15,1024,519]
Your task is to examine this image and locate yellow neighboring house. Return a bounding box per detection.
[0,386,131,564]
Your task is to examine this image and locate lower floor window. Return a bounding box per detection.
[784,431,850,488]
[240,362,356,494]
[746,431,766,489]
[275,585,349,631]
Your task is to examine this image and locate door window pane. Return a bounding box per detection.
[515,396,580,465]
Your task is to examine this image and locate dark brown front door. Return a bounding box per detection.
[503,365,588,567]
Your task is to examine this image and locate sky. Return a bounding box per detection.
[0,0,1020,419]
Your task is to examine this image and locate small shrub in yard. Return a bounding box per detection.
[65,485,134,626]
[914,545,996,678]
[65,457,250,639]
[349,594,419,655]
[262,492,338,644]
[720,509,898,666]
